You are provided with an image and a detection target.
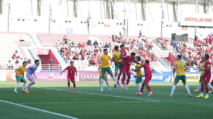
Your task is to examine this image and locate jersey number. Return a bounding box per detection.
[179,64,183,69]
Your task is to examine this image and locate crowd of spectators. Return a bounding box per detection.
[57,32,158,67]
[171,33,213,67]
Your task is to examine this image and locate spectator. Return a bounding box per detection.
[105,43,109,48]
[7,60,13,70]
[80,49,85,58]
[81,42,86,48]
[70,41,74,47]
[94,40,98,47]
[57,40,61,45]
[90,57,94,66]
[12,54,17,59]
[113,35,117,42]
[112,35,114,41]
[87,50,91,55]
[27,58,31,64]
[123,39,127,44]
[74,42,78,48]
[63,35,67,41]
[87,40,92,46]
[67,39,71,44]
[128,39,132,44]
[77,42,81,48]
[14,50,20,58]
[19,36,24,42]
[139,30,142,37]
[116,36,122,43]
[109,43,112,49]
[15,59,19,64]
[60,47,64,54]
[65,39,68,44]
[149,42,153,50]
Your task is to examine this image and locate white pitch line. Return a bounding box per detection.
[39,87,160,102]
[0,99,78,119]
[20,101,148,105]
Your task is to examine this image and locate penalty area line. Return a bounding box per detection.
[39,87,160,102]
[0,99,78,119]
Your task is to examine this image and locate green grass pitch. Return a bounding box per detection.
[0,81,213,119]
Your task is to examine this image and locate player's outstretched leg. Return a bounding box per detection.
[67,80,71,91]
[146,84,153,96]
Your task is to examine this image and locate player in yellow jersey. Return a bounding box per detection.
[170,55,191,97]
[14,61,28,93]
[131,57,144,92]
[99,49,117,92]
[112,45,124,88]
[98,64,110,92]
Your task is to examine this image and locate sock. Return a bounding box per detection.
[121,77,125,84]
[205,85,209,94]
[201,85,204,93]
[126,79,130,85]
[170,85,176,96]
[100,84,103,91]
[68,82,70,88]
[26,82,34,90]
[146,84,152,93]
[73,83,76,89]
[117,80,120,86]
[140,85,144,93]
[14,83,19,91]
[113,77,117,84]
[107,84,110,89]
[207,83,213,89]
[22,83,26,90]
[184,85,191,94]
[136,84,141,91]
[197,82,201,90]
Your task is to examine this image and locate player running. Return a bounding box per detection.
[14,61,28,93]
[170,55,191,97]
[117,53,139,90]
[100,49,117,91]
[60,61,77,92]
[98,64,111,92]
[116,45,126,87]
[197,54,211,98]
[112,45,124,88]
[131,57,144,92]
[135,60,153,96]
[24,60,40,94]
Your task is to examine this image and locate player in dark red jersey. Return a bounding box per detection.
[197,54,211,98]
[136,60,153,96]
[60,61,78,92]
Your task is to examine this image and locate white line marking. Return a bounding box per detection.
[0,99,78,119]
[39,87,160,102]
[20,101,148,105]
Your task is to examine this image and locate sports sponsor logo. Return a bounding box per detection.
[6,71,16,81]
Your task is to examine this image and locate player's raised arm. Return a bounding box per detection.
[60,67,67,74]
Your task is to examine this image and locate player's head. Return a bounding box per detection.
[177,55,181,60]
[201,57,205,62]
[135,56,141,62]
[120,45,125,50]
[70,61,74,66]
[145,60,149,65]
[23,61,27,67]
[104,49,108,55]
[130,53,136,59]
[35,60,40,66]
[114,46,119,51]
[204,54,209,61]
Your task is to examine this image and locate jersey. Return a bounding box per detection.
[135,64,143,77]
[143,64,152,77]
[26,64,38,75]
[99,65,107,76]
[174,60,185,76]
[112,51,122,63]
[120,49,127,58]
[100,54,112,68]
[17,66,26,77]
[201,62,205,75]
[204,60,211,75]
[65,66,77,78]
[122,56,135,69]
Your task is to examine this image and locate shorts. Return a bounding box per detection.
[175,75,186,83]
[199,75,203,81]
[67,76,75,82]
[115,62,124,71]
[136,76,142,83]
[16,76,26,82]
[202,74,211,83]
[26,74,33,80]
[101,67,112,75]
[144,76,152,83]
[123,68,131,75]
[99,76,108,81]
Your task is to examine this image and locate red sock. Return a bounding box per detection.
[73,83,76,88]
[140,86,144,93]
[146,84,151,92]
[126,79,130,85]
[201,85,204,92]
[205,86,209,93]
[68,82,70,88]
[121,77,125,84]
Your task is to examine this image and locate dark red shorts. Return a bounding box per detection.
[67,76,75,82]
[122,68,131,75]
[202,74,211,83]
[144,76,152,83]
